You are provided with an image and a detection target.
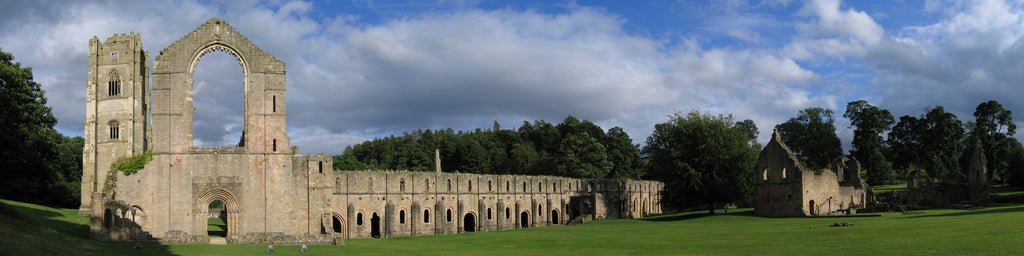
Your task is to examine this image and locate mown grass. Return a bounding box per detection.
[207,219,226,238]
[2,199,1023,255]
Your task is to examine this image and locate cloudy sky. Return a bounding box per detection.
[3,0,1024,155]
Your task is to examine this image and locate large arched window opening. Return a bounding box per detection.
[191,49,244,147]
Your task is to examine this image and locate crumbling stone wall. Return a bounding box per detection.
[81,18,663,245]
[753,131,869,217]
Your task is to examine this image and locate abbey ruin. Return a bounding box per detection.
[79,18,663,245]
[752,131,870,217]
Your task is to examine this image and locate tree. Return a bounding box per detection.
[0,48,83,207]
[970,100,1016,183]
[843,100,895,185]
[556,132,611,178]
[643,111,759,214]
[775,107,843,170]
[887,106,965,180]
[1003,138,1024,188]
[604,127,643,179]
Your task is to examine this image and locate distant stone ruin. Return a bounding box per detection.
[894,140,990,209]
[752,130,871,217]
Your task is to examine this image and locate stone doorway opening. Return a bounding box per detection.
[207,199,227,237]
[370,213,381,238]
[331,213,346,239]
[464,213,476,232]
[551,210,559,224]
[520,211,530,228]
[808,200,816,215]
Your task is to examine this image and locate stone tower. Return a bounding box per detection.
[80,33,150,214]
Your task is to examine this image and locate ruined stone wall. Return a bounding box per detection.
[83,18,663,245]
[323,171,663,239]
[754,131,868,217]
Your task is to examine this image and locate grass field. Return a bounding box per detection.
[1,199,1022,255]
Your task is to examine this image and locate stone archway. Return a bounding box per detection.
[551,210,559,225]
[463,213,477,232]
[151,18,288,153]
[370,212,381,238]
[331,212,346,239]
[196,189,240,240]
[520,211,530,228]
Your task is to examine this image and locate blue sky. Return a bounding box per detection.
[2,0,1023,155]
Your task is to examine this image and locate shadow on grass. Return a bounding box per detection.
[0,200,180,256]
[641,209,756,222]
[902,205,1024,219]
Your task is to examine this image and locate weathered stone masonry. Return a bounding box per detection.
[79,18,663,245]
[753,130,869,217]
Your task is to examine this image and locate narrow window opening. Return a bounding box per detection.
[487,208,492,220]
[425,179,430,191]
[505,207,510,219]
[448,179,452,191]
[399,210,406,224]
[468,180,473,191]
[109,121,120,139]
[446,209,452,222]
[108,72,121,96]
[357,213,363,225]
[782,168,787,179]
[272,95,276,113]
[424,209,430,223]
[763,169,768,181]
[111,52,118,61]
[272,139,277,151]
[318,161,323,173]
[400,179,405,192]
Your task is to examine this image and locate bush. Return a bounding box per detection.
[113,151,154,175]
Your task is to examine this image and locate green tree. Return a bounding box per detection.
[556,132,611,178]
[0,48,78,207]
[970,100,1016,183]
[888,106,965,180]
[604,127,643,179]
[1003,138,1024,188]
[643,111,759,214]
[844,100,896,185]
[775,107,843,170]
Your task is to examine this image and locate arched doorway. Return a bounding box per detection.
[197,189,239,242]
[331,212,346,239]
[207,199,227,237]
[808,200,816,215]
[520,211,530,228]
[464,213,476,232]
[551,210,559,224]
[370,212,381,238]
[103,209,113,229]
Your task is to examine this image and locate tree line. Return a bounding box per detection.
[775,100,1022,188]
[0,49,83,208]
[335,116,644,180]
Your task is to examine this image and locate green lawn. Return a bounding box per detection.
[207,218,226,237]
[2,199,1023,255]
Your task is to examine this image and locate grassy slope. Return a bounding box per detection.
[2,199,1023,256]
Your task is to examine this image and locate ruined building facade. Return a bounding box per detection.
[752,131,870,217]
[79,18,662,245]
